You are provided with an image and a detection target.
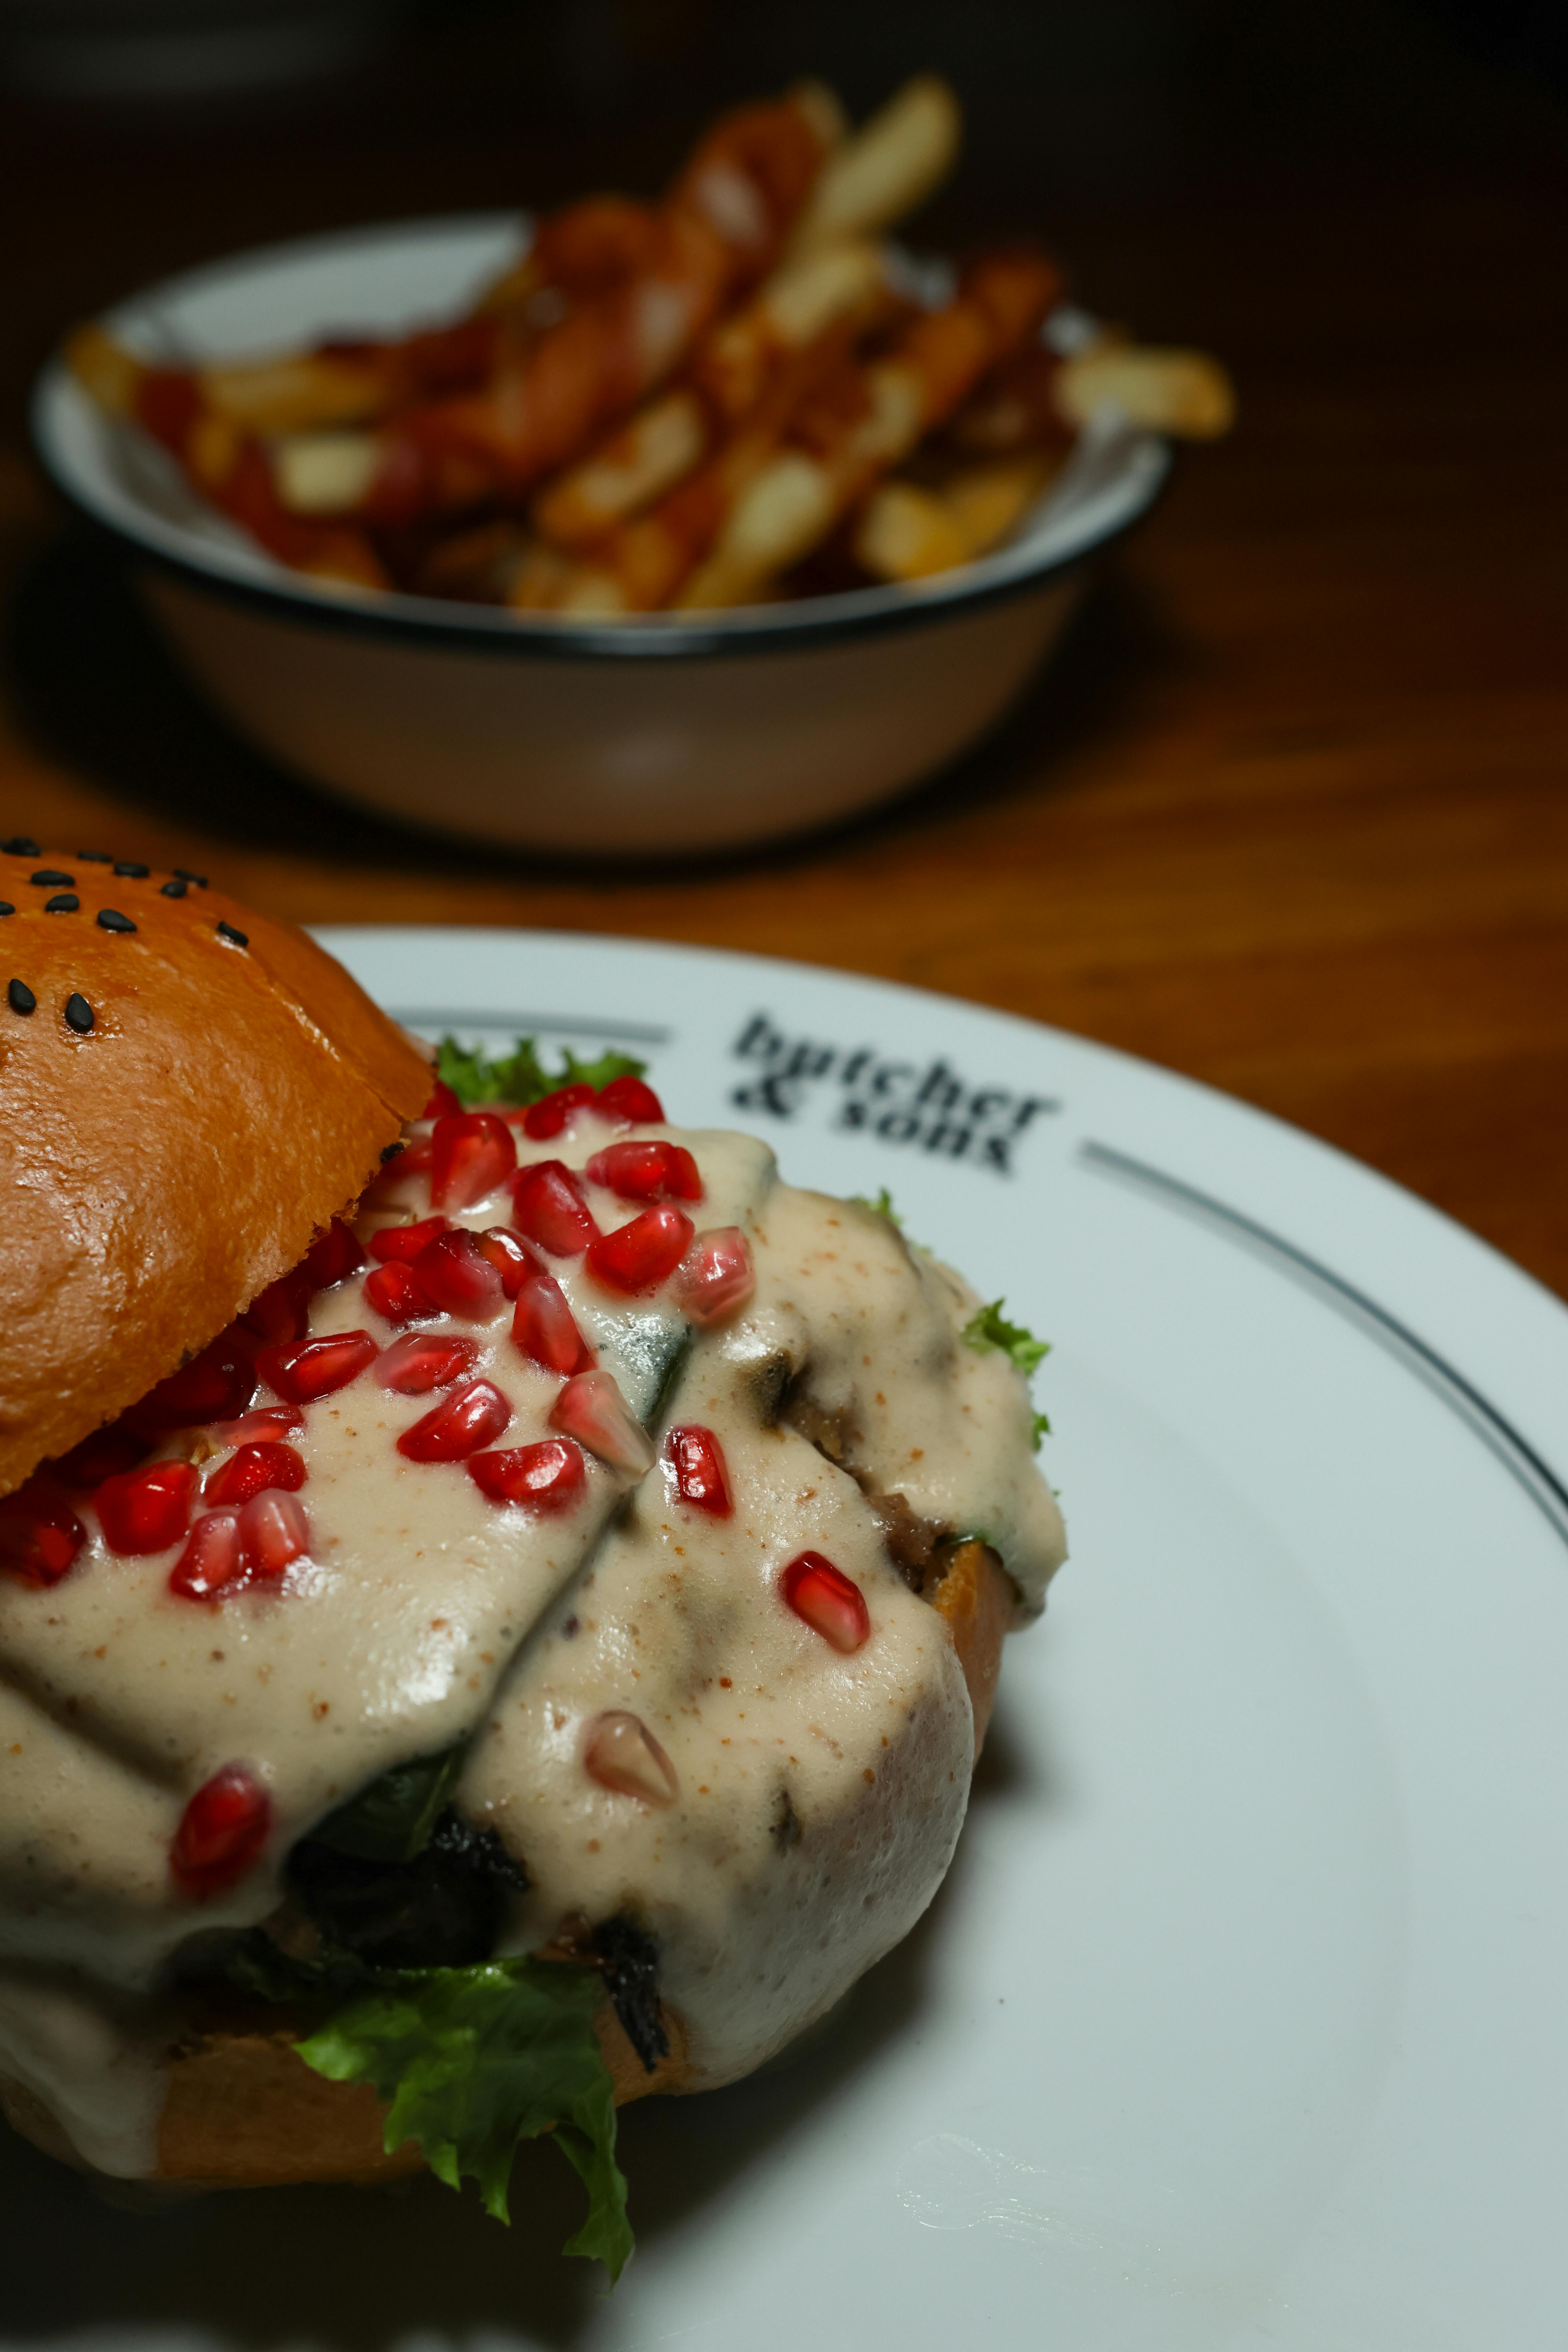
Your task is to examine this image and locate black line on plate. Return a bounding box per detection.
[390,1009,671,1046]
[1079,1137,1568,1548]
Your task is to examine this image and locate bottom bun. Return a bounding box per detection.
[3,1546,1011,2190]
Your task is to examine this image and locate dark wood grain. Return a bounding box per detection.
[1,7,1565,1292]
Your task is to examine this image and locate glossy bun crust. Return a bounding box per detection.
[0,847,430,1498]
[0,1546,1011,2186]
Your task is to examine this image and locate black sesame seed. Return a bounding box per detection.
[96,909,137,934]
[31,870,74,887]
[216,921,248,947]
[379,1142,406,1163]
[0,904,12,918]
[44,893,80,914]
[64,994,94,1034]
[2,838,40,858]
[175,870,209,888]
[7,979,35,1015]
[77,850,113,863]
[112,861,150,879]
[160,878,188,899]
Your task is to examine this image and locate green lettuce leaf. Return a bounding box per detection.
[436,1036,647,1110]
[963,1299,1052,1451]
[849,1187,904,1228]
[296,1957,632,2278]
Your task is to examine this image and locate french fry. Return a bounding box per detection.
[65,73,1232,614]
[1054,345,1236,438]
[547,302,880,611]
[65,323,143,416]
[678,249,1058,609]
[533,240,889,552]
[477,197,664,315]
[787,76,962,259]
[852,451,1059,583]
[272,86,841,529]
[690,239,888,423]
[531,389,709,550]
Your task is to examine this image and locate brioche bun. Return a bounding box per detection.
[0,844,429,1496]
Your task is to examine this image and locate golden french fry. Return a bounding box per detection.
[197,354,388,435]
[272,431,383,515]
[555,568,633,618]
[65,323,145,416]
[942,451,1059,553]
[533,390,708,549]
[1055,346,1235,439]
[852,481,965,580]
[854,451,1060,583]
[788,76,962,258]
[694,240,888,423]
[506,539,581,613]
[676,451,838,609]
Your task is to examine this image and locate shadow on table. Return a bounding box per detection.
[0,1707,1050,2352]
[3,527,1175,883]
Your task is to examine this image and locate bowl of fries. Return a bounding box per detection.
[32,77,1232,856]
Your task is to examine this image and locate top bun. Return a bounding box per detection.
[0,843,430,1496]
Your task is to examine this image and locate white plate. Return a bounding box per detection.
[7,929,1568,2352]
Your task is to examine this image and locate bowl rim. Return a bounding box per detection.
[29,209,1173,666]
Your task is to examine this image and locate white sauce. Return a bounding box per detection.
[0,1113,1065,2167]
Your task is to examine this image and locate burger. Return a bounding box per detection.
[0,844,1065,2275]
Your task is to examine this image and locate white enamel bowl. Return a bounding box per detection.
[30,216,1171,856]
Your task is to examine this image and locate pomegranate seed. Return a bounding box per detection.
[396,1378,511,1463]
[370,1215,450,1263]
[468,1439,587,1512]
[549,1369,654,1475]
[667,1425,733,1516]
[512,1272,595,1377]
[431,1112,516,1212]
[365,1134,435,1205]
[376,1333,481,1394]
[585,1206,694,1296]
[203,1441,306,1509]
[673,1226,755,1325]
[128,1331,258,1434]
[474,1225,543,1296]
[584,1711,678,1806]
[410,1228,506,1319]
[782,1552,871,1654]
[522,1083,596,1140]
[511,1160,599,1257]
[207,1406,302,1447]
[423,1077,462,1119]
[301,1218,366,1290]
[241,1268,313,1343]
[594,1075,664,1125]
[170,1764,271,1897]
[52,1423,150,1490]
[169,1510,246,1601]
[241,1490,310,1578]
[0,1484,86,1588]
[363,1261,439,1326]
[260,1330,378,1403]
[96,1460,197,1556]
[585,1140,702,1204]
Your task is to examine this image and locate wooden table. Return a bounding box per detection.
[2,8,1566,1291]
